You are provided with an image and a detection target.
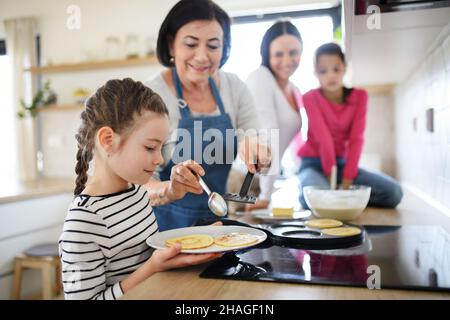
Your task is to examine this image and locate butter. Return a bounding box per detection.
[272,207,294,217]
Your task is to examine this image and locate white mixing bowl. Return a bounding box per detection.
[303,185,371,221]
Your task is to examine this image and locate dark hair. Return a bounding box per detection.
[156,0,231,68]
[315,42,346,65]
[74,78,168,196]
[260,20,303,73]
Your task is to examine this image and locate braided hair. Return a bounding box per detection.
[74,78,168,196]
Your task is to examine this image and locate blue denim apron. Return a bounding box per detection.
[154,69,237,231]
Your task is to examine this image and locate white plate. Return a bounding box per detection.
[146,225,267,254]
[250,209,311,221]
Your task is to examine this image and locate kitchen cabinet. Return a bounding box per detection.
[0,179,73,299]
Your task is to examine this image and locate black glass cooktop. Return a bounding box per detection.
[200,225,450,292]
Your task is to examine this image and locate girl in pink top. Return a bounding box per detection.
[298,43,402,209]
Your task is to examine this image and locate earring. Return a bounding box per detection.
[169,56,175,63]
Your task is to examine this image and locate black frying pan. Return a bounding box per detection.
[194,218,365,250]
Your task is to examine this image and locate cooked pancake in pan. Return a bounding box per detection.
[305,219,343,229]
[165,234,214,249]
[321,227,361,237]
[214,232,260,247]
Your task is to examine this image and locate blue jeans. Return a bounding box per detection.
[298,157,403,209]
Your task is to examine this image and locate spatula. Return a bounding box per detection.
[222,171,257,204]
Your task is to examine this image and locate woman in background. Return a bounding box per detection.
[228,20,303,212]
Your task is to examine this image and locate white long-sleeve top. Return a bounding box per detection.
[246,66,302,201]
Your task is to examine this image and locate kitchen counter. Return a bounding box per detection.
[0,177,74,204]
[122,189,450,300]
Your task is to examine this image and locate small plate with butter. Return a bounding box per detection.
[249,207,311,221]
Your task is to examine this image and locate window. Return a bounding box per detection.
[0,49,18,183]
[223,8,338,177]
[223,8,337,138]
[224,9,337,93]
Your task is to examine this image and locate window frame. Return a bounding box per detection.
[231,6,341,32]
[0,39,6,55]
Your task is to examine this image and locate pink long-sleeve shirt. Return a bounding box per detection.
[297,88,368,180]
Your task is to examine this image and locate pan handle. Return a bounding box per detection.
[238,171,255,197]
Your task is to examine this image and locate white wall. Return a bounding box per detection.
[351,6,450,86]
[0,0,335,40]
[362,93,396,176]
[394,23,450,209]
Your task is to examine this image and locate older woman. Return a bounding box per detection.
[145,0,270,231]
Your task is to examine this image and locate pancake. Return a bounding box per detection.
[214,232,260,247]
[321,227,362,237]
[305,219,343,229]
[165,234,214,249]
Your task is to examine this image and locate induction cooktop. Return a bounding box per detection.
[200,225,450,292]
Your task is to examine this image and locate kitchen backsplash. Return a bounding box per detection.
[363,93,396,177]
[394,23,450,209]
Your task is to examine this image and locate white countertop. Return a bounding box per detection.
[0,177,74,204]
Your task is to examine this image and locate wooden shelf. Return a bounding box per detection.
[38,104,84,112]
[25,56,158,74]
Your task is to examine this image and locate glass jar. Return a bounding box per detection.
[125,34,139,59]
[145,36,156,57]
[105,36,122,60]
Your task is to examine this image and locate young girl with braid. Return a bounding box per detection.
[59,78,220,300]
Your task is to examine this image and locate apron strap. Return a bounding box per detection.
[172,68,191,118]
[209,77,226,115]
[172,68,226,118]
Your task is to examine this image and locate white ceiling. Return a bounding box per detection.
[350,6,450,86]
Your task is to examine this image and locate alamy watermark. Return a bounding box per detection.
[366,5,381,30]
[367,265,381,289]
[66,5,81,30]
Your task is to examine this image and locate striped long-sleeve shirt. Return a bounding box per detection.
[59,184,158,300]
